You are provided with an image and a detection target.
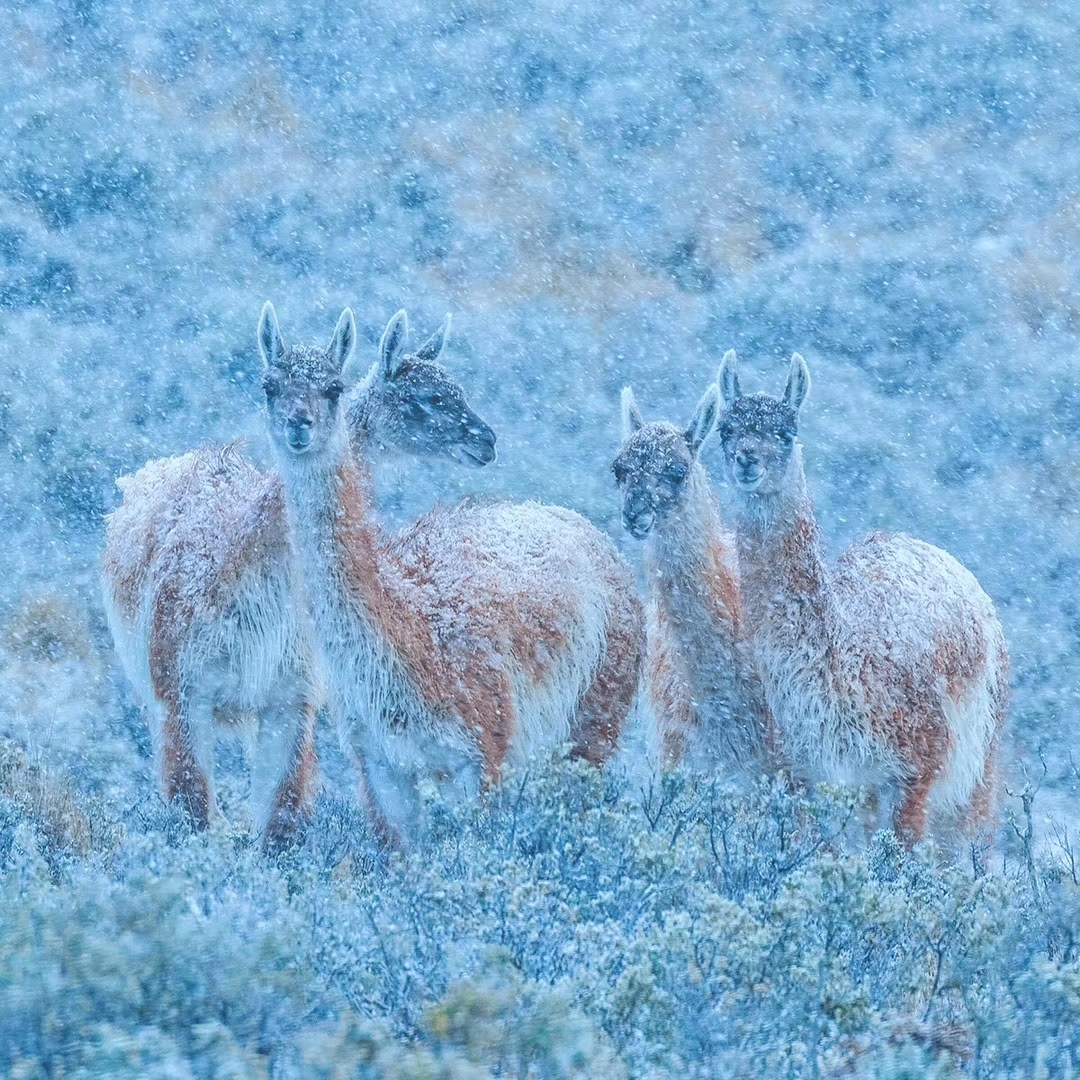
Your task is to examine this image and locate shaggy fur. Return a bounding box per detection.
[101,312,496,850]
[613,385,774,778]
[262,304,645,847]
[716,351,1008,849]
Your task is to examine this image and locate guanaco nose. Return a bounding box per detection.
[464,418,496,445]
[286,410,314,446]
[624,488,654,518]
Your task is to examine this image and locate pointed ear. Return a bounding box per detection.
[621,386,645,440]
[685,383,720,457]
[328,308,356,375]
[415,313,451,363]
[783,352,811,411]
[379,309,409,379]
[258,302,283,369]
[717,349,740,407]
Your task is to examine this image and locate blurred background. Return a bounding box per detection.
[1,0,1078,815]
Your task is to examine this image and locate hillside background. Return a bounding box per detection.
[5,0,1080,796]
[2,2,1080,1074]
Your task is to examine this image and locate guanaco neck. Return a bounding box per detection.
[645,465,771,760]
[343,364,387,452]
[731,447,836,646]
[273,423,424,719]
[645,466,740,635]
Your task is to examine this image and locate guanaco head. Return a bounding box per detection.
[349,310,497,468]
[612,382,720,539]
[259,302,357,460]
[716,349,811,497]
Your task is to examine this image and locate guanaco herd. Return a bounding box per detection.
[102,304,1008,859]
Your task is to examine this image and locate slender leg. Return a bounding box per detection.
[355,757,402,854]
[643,630,694,771]
[965,743,999,877]
[156,692,215,829]
[859,788,881,844]
[253,682,318,853]
[894,773,934,849]
[358,751,426,852]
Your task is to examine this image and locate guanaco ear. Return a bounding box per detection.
[380,309,409,379]
[621,386,645,440]
[783,352,811,412]
[258,302,284,369]
[685,382,720,457]
[328,307,356,375]
[717,349,740,407]
[415,313,451,363]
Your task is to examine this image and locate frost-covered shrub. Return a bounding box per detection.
[0,831,316,1076]
[0,735,119,876]
[3,757,1076,1077]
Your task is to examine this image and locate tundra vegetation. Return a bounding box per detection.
[2,0,1080,1076]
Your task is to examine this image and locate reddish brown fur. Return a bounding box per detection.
[932,617,986,701]
[738,503,1005,848]
[778,516,828,604]
[263,703,319,853]
[334,463,516,782]
[105,447,304,843]
[647,528,776,772]
[148,580,183,722]
[701,535,744,630]
[645,617,694,768]
[117,449,289,717]
[570,584,645,765]
[895,764,936,848]
[103,502,159,624]
[966,747,998,837]
[147,579,216,826]
[105,446,287,624]
[328,461,645,784]
[159,698,212,828]
[966,638,1009,842]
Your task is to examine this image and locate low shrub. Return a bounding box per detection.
[1,759,1077,1077]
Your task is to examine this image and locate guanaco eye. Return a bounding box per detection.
[662,462,688,485]
[325,380,345,403]
[612,462,627,485]
[262,375,282,400]
[427,393,443,408]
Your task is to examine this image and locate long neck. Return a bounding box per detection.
[645,467,738,630]
[273,425,420,719]
[732,446,834,639]
[645,466,772,760]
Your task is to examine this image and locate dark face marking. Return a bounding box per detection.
[716,393,799,495]
[367,356,497,467]
[612,422,695,539]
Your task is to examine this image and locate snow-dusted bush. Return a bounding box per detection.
[1,760,1077,1077]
